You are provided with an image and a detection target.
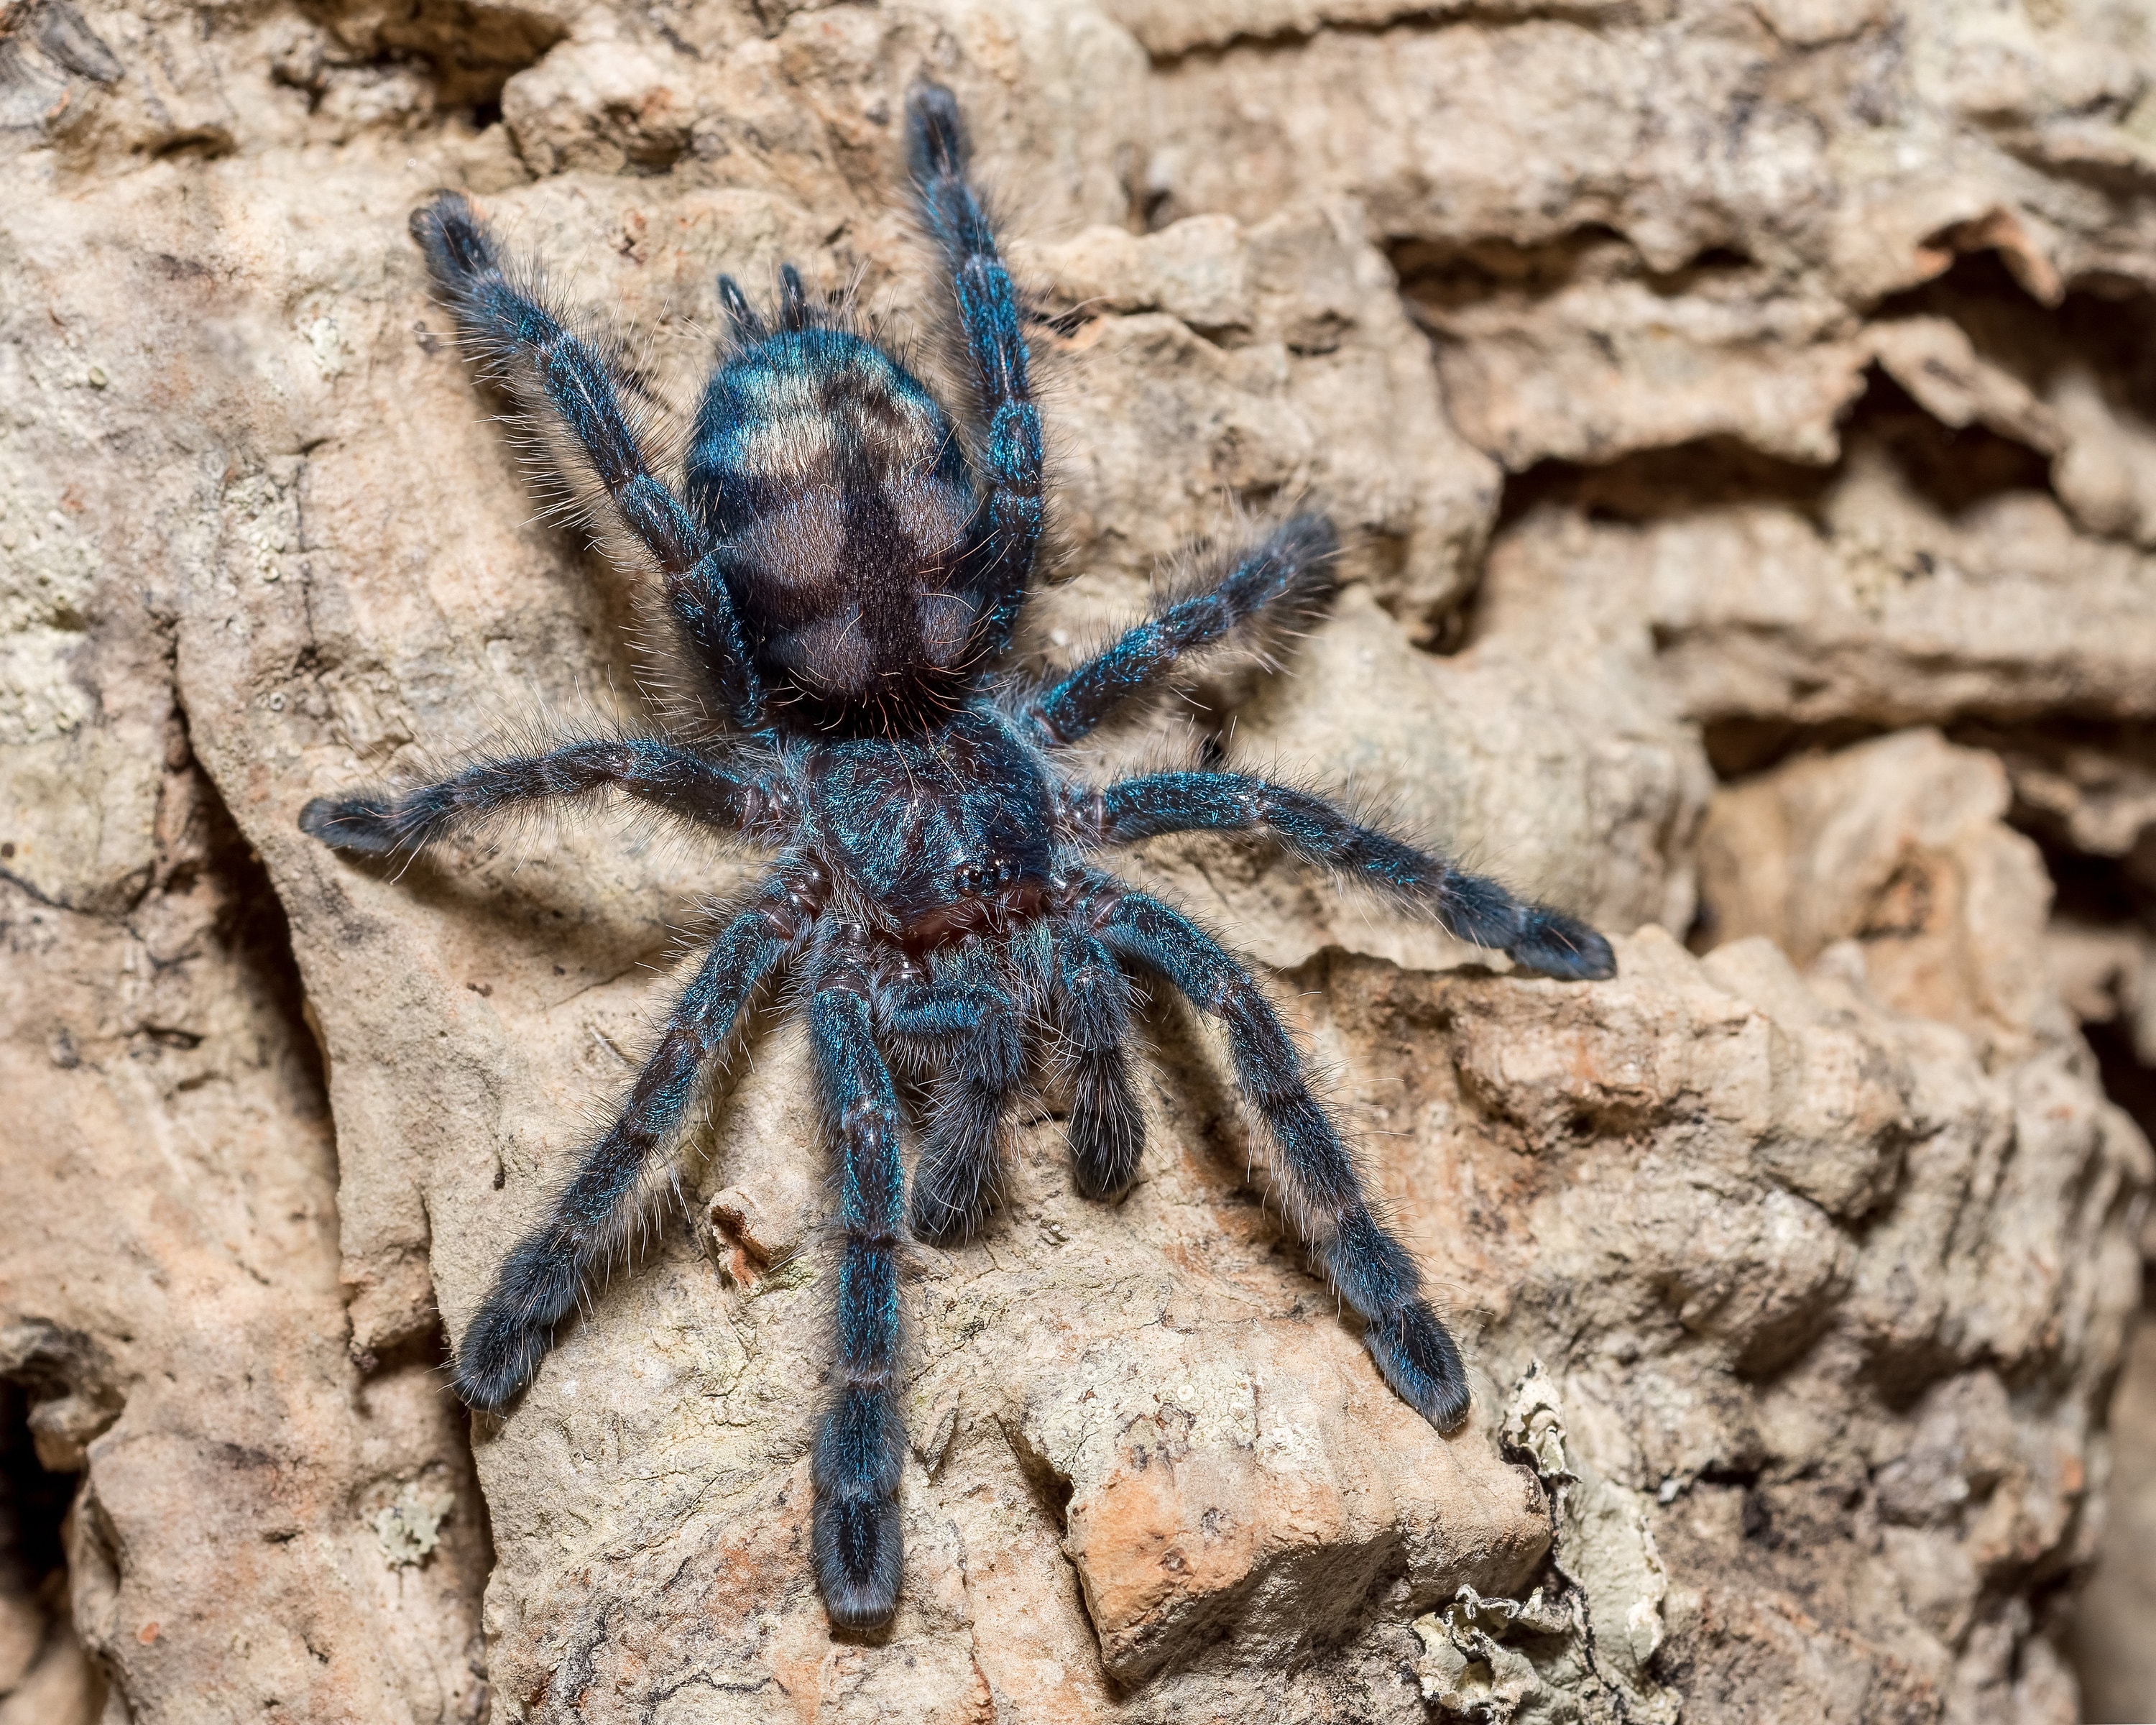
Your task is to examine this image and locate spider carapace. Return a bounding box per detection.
[300,81,1615,1631]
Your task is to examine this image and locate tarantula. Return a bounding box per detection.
[300,83,1614,1631]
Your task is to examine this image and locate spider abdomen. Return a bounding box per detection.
[686,328,986,721]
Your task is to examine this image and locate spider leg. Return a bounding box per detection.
[1086,772,1615,980]
[298,736,792,859]
[453,865,820,1410]
[907,82,1044,662]
[1027,515,1340,745]
[1052,923,1145,1200]
[1079,877,1471,1431]
[880,942,1029,1244]
[806,926,910,1629]
[410,193,768,730]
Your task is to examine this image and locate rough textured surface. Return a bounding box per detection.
[4,0,2155,1721]
[2068,1312,2156,1724]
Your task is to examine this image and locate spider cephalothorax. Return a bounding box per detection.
[300,83,1614,1632]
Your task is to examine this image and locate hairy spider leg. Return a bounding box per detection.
[807,932,910,1629]
[1028,514,1340,745]
[1084,880,1473,1431]
[907,83,1044,663]
[298,737,785,858]
[453,869,817,1410]
[410,193,768,731]
[1093,773,1617,981]
[881,937,1036,1243]
[1053,924,1146,1200]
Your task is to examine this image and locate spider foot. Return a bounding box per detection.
[298,795,403,856]
[814,1491,903,1630]
[813,1387,906,1628]
[1364,1302,1473,1433]
[908,80,969,178]
[452,1233,581,1412]
[1512,908,1616,982]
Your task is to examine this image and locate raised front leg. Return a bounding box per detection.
[1082,878,1471,1431]
[808,933,911,1629]
[411,193,768,730]
[1088,771,1615,980]
[299,737,789,859]
[453,866,818,1409]
[1028,515,1339,745]
[908,83,1043,659]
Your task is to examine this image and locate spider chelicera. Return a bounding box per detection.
[300,82,1615,1630]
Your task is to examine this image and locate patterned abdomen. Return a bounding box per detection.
[686,329,983,722]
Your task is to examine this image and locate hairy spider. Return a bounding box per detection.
[300,83,1614,1632]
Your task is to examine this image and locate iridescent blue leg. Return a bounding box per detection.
[298,737,788,859]
[908,83,1042,658]
[1028,515,1340,745]
[1089,772,1615,980]
[880,944,1026,1243]
[410,193,767,730]
[453,866,820,1409]
[1053,925,1144,1200]
[808,930,909,1629]
[1082,878,1470,1431]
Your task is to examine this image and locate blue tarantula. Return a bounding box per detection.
[300,83,1613,1631]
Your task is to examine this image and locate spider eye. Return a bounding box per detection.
[953,862,985,894]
